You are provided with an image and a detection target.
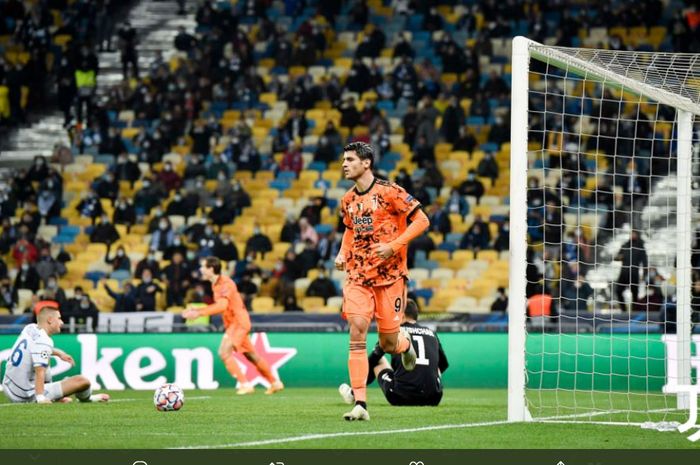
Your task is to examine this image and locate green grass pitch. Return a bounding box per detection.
[0,388,695,449]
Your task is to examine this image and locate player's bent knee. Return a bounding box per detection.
[75,375,91,390]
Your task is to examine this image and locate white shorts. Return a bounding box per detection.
[2,379,64,403]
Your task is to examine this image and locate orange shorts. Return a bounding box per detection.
[342,279,407,334]
[224,327,255,353]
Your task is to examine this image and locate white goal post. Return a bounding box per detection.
[508,36,699,424]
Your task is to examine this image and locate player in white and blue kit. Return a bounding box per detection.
[2,304,109,404]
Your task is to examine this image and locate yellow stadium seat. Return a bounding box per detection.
[476,250,499,263]
[259,93,277,105]
[252,296,277,313]
[301,297,325,312]
[428,250,450,263]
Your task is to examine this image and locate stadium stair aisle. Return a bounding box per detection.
[0,0,194,168]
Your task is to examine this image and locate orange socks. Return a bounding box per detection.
[224,355,249,384]
[349,340,368,403]
[253,356,277,384]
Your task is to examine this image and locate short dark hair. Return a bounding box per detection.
[343,141,374,169]
[203,256,222,274]
[404,299,419,321]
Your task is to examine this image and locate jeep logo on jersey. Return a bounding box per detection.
[352,216,373,225]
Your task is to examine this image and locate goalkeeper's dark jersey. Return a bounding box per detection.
[389,322,449,397]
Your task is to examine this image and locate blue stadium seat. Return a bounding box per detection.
[307,161,326,172]
[414,288,434,305]
[60,225,81,236]
[437,241,458,253]
[480,142,499,153]
[49,217,69,226]
[376,158,396,172]
[269,180,291,191]
[445,232,463,245]
[110,269,131,284]
[315,224,334,235]
[84,271,106,287]
[277,171,297,181]
[51,235,75,245]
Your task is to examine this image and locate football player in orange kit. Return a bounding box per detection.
[336,141,430,420]
[182,256,284,395]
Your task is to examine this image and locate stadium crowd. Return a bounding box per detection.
[1,0,699,323]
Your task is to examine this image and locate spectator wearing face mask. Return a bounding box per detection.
[157,162,183,192]
[135,269,162,311]
[37,185,59,221]
[245,225,273,259]
[493,220,510,252]
[103,280,137,313]
[213,234,239,262]
[111,152,141,186]
[161,251,190,307]
[90,214,120,245]
[14,261,40,293]
[42,276,67,309]
[105,245,131,273]
[305,268,338,303]
[197,225,220,258]
[186,282,213,305]
[230,181,251,216]
[76,189,104,224]
[0,279,17,310]
[166,190,192,218]
[93,171,120,202]
[151,217,175,252]
[26,156,49,183]
[113,196,136,232]
[458,169,485,204]
[35,248,66,284]
[134,251,161,280]
[12,235,38,266]
[444,188,470,218]
[213,170,234,204]
[477,152,499,187]
[134,179,165,216]
[69,294,99,328]
[207,155,230,180]
[209,197,235,231]
[163,235,188,261]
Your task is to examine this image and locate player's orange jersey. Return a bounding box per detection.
[340,178,422,287]
[206,275,251,331]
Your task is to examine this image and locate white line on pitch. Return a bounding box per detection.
[173,407,682,449]
[172,420,514,449]
[0,395,211,406]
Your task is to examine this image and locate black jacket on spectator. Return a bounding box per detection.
[213,240,239,262]
[14,266,41,292]
[90,220,120,245]
[135,280,162,311]
[245,232,273,258]
[306,276,337,302]
[105,283,138,312]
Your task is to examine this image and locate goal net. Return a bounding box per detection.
[508,37,700,425]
